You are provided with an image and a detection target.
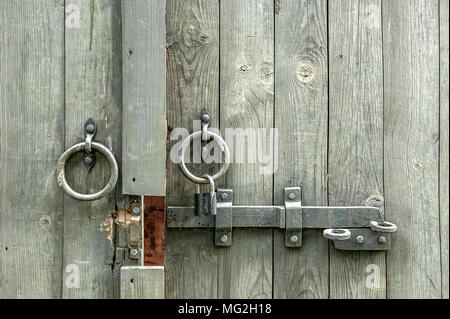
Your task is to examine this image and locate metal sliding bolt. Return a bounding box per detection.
[290,235,298,243]
[220,235,228,243]
[378,236,386,244]
[356,235,365,244]
[288,193,296,200]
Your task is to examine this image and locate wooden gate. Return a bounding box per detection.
[0,0,448,299]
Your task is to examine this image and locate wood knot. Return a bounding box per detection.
[297,63,315,84]
[39,215,52,227]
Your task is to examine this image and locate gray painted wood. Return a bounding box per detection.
[218,0,273,299]
[165,0,220,298]
[0,0,65,299]
[440,0,449,300]
[120,266,164,299]
[63,0,123,298]
[122,0,166,196]
[273,0,329,299]
[383,0,441,298]
[328,0,386,299]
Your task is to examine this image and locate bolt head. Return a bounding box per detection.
[84,156,94,165]
[201,113,210,123]
[288,192,296,200]
[221,193,228,200]
[378,236,387,244]
[130,248,138,256]
[356,235,365,243]
[220,235,228,243]
[86,124,95,133]
[132,206,140,214]
[290,235,298,243]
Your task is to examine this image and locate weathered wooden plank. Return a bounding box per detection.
[218,0,273,299]
[383,0,441,298]
[120,266,164,299]
[63,0,122,298]
[440,0,449,300]
[328,0,385,299]
[122,0,166,196]
[273,0,329,299]
[0,0,64,299]
[165,0,220,298]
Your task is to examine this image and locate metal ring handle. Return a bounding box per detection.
[179,130,230,184]
[370,221,397,233]
[323,228,352,241]
[56,142,118,201]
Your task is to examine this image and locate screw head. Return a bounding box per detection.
[86,124,95,133]
[288,192,296,200]
[356,235,365,243]
[84,155,94,165]
[378,236,387,244]
[221,193,228,200]
[132,206,140,214]
[290,235,298,243]
[220,235,228,243]
[130,248,138,256]
[201,113,210,123]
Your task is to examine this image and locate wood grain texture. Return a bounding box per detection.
[122,0,166,196]
[165,0,220,298]
[120,266,164,299]
[273,0,329,299]
[328,0,385,299]
[439,0,449,299]
[218,0,273,299]
[383,0,441,298]
[63,0,122,298]
[0,0,64,299]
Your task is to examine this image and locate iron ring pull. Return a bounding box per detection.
[179,130,230,184]
[56,142,119,201]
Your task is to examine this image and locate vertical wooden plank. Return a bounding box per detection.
[165,0,220,298]
[383,0,441,298]
[0,0,64,298]
[328,0,385,298]
[63,0,122,298]
[274,0,329,299]
[218,0,273,299]
[440,0,449,300]
[120,266,164,299]
[121,0,166,196]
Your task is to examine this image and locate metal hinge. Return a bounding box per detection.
[167,186,397,251]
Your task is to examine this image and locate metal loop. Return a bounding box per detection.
[201,174,215,193]
[370,221,397,233]
[85,134,93,154]
[56,142,118,201]
[323,228,352,241]
[179,130,230,184]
